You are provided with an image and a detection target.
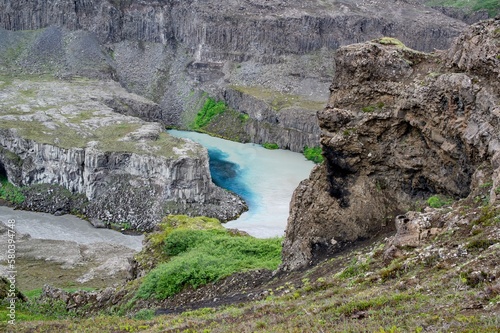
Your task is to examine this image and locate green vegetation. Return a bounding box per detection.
[0,175,25,204]
[362,102,385,113]
[336,258,369,279]
[4,197,500,333]
[192,97,227,129]
[426,0,500,16]
[262,142,279,150]
[137,216,282,300]
[303,146,324,164]
[427,195,452,208]
[376,37,407,48]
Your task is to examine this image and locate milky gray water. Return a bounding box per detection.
[0,130,313,245]
[168,130,315,238]
[0,206,143,251]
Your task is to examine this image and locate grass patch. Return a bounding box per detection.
[0,175,25,204]
[427,195,452,208]
[262,142,279,150]
[303,146,324,164]
[192,97,227,129]
[376,37,406,48]
[336,258,369,279]
[426,0,499,16]
[137,216,282,300]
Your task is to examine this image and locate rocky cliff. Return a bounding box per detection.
[0,0,471,151]
[0,77,245,229]
[281,18,500,270]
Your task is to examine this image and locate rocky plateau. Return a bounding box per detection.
[0,76,246,229]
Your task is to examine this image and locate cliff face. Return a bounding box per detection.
[0,0,469,151]
[281,18,500,270]
[0,77,245,229]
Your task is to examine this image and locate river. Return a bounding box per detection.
[168,130,314,238]
[0,206,143,251]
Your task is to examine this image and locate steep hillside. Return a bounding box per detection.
[282,18,500,270]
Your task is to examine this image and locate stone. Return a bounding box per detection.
[282,18,500,271]
[0,78,246,230]
[0,0,470,152]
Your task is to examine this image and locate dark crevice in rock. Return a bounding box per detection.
[0,162,6,180]
[324,146,355,207]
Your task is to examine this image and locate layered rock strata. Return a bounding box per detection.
[0,77,245,229]
[282,18,500,270]
[0,0,471,151]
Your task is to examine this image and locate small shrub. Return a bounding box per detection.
[262,142,279,150]
[303,146,324,164]
[427,195,452,208]
[239,113,250,122]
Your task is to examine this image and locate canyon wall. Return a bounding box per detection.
[281,18,500,270]
[0,0,470,151]
[0,78,245,229]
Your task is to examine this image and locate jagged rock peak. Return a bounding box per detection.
[281,18,500,271]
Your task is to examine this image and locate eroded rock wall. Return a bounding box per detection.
[0,0,470,151]
[0,77,246,229]
[282,18,500,270]
[0,129,244,229]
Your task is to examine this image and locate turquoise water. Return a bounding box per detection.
[168,130,314,238]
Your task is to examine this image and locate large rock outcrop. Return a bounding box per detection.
[0,0,471,151]
[0,77,245,229]
[281,18,500,270]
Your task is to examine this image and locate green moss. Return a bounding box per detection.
[362,102,385,113]
[427,195,453,208]
[303,146,324,164]
[262,142,279,150]
[192,97,227,129]
[362,105,376,113]
[342,128,356,136]
[376,37,407,48]
[0,175,25,204]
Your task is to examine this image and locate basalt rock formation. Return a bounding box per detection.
[281,18,500,271]
[0,0,471,151]
[0,77,245,229]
